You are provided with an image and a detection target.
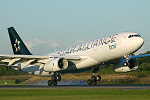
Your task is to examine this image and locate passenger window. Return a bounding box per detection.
[133,35,139,37]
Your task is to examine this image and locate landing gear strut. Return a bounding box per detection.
[48,74,61,86]
[87,66,101,85]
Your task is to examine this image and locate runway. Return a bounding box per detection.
[0,84,150,90]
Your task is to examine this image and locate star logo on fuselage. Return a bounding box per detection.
[14,39,20,52]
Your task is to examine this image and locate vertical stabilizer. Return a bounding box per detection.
[8,27,32,55]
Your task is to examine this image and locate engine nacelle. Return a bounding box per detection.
[114,59,138,72]
[44,58,68,72]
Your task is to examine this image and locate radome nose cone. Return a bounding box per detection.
[136,37,144,49]
[139,37,144,46]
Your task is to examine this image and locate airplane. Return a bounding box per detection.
[0,27,150,86]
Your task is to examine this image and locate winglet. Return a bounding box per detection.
[8,27,32,55]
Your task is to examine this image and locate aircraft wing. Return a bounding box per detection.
[0,54,83,68]
[0,54,49,67]
[130,54,150,59]
[0,64,21,68]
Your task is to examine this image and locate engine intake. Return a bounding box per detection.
[44,58,68,72]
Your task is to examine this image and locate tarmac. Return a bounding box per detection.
[0,84,150,90]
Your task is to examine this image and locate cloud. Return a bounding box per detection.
[24,38,86,55]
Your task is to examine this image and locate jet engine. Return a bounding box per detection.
[114,58,138,72]
[44,58,68,72]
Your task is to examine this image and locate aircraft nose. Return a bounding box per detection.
[138,37,144,46]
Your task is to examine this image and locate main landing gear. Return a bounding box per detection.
[48,66,102,86]
[48,74,61,86]
[87,66,101,85]
[87,75,101,85]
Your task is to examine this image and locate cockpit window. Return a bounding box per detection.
[128,34,141,38]
[128,35,133,38]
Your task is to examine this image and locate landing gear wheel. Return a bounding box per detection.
[91,75,97,82]
[57,75,61,81]
[97,75,101,81]
[53,81,57,86]
[87,75,101,85]
[48,80,52,86]
[87,79,92,85]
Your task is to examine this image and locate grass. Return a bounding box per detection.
[0,80,15,85]
[0,89,149,100]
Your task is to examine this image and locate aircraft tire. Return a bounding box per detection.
[91,75,97,82]
[53,81,57,86]
[48,80,52,86]
[87,79,92,85]
[57,75,61,81]
[97,75,101,81]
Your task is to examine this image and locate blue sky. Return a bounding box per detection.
[0,0,150,54]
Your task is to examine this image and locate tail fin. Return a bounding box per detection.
[8,27,32,55]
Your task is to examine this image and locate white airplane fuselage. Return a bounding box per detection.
[20,32,144,76]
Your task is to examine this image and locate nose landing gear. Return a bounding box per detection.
[124,54,131,65]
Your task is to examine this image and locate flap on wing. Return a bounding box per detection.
[0,54,50,66]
